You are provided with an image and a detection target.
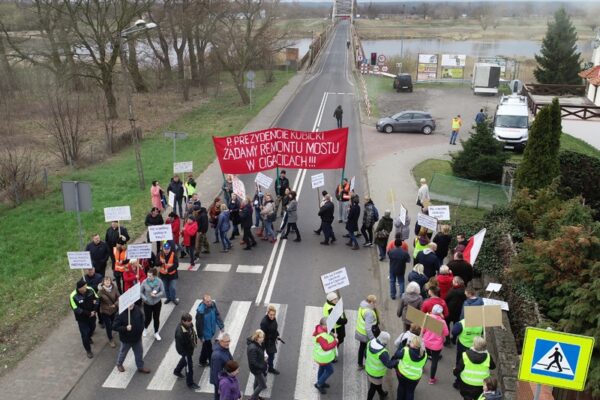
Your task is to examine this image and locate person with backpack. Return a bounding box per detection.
[374,210,393,261]
[360,196,378,247]
[333,105,343,128]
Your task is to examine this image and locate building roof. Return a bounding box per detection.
[579,65,600,86]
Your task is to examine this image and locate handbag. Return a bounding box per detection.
[371,323,381,338]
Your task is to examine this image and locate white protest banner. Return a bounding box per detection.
[168,191,175,207]
[326,298,344,334]
[103,206,131,222]
[428,205,450,221]
[232,175,246,199]
[320,267,350,293]
[483,298,509,312]
[126,243,153,259]
[398,204,407,225]
[311,173,325,189]
[67,251,93,269]
[350,176,356,192]
[148,225,173,242]
[119,283,141,314]
[486,282,502,293]
[417,212,437,231]
[173,161,193,174]
[254,172,273,189]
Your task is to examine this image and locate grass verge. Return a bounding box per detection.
[364,75,394,117]
[0,71,293,374]
[510,132,600,163]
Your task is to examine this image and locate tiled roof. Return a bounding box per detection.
[579,65,600,85]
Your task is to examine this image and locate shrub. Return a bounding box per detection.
[559,150,600,219]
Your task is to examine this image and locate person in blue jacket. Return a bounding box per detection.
[196,294,225,366]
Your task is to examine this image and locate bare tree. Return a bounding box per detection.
[127,39,148,92]
[166,0,190,101]
[146,5,173,84]
[193,0,225,93]
[0,148,41,206]
[0,36,16,95]
[42,91,84,166]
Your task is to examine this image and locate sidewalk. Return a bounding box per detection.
[0,71,307,400]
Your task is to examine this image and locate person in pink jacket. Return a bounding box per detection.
[422,304,449,385]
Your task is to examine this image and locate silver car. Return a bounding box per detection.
[376,111,436,135]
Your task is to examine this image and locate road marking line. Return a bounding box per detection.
[236,264,264,274]
[263,239,287,306]
[343,310,369,400]
[147,300,202,391]
[204,263,231,272]
[244,303,288,397]
[294,306,323,400]
[255,240,283,305]
[177,262,201,271]
[102,302,176,389]
[197,301,252,392]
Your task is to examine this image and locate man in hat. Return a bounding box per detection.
[322,292,348,347]
[158,242,179,305]
[69,279,99,358]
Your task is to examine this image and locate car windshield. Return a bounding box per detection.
[495,115,528,129]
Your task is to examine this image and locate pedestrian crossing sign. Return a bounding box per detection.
[518,327,595,391]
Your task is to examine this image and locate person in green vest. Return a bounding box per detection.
[312,317,338,395]
[454,336,496,400]
[323,292,348,348]
[185,173,197,199]
[452,318,484,389]
[365,331,398,400]
[393,336,427,400]
[355,294,380,370]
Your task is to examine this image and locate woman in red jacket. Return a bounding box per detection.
[182,216,199,267]
[123,259,147,292]
[166,212,181,254]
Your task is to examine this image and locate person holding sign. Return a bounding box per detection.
[365,331,398,400]
[113,303,151,374]
[167,175,185,216]
[422,304,449,385]
[105,221,130,251]
[451,317,483,386]
[393,336,427,400]
[158,243,179,305]
[141,268,165,340]
[323,292,348,346]
[69,279,99,358]
[312,317,339,394]
[112,237,129,294]
[123,259,147,292]
[454,336,495,399]
[145,207,165,253]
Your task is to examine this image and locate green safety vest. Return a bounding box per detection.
[413,238,429,258]
[460,352,490,387]
[458,319,483,349]
[323,302,341,329]
[365,343,388,378]
[397,347,427,381]
[452,118,462,130]
[185,182,196,196]
[355,307,376,336]
[312,332,336,364]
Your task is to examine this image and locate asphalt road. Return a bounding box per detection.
[66,21,380,400]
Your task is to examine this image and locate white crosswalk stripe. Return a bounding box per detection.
[102,301,176,389]
[197,301,252,392]
[236,264,264,274]
[294,306,323,400]
[244,303,288,398]
[147,300,202,391]
[204,263,232,272]
[342,310,369,400]
[177,262,201,271]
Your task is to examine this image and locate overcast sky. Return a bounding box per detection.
[281,0,599,2]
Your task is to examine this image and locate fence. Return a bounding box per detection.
[429,173,511,210]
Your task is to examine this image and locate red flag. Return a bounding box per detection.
[212,127,348,174]
[463,228,486,266]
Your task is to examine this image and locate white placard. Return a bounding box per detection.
[119,283,141,314]
[326,298,344,334]
[441,54,467,67]
[311,173,325,189]
[417,212,438,231]
[428,205,450,221]
[232,175,246,199]
[67,251,93,269]
[350,176,356,192]
[418,54,438,64]
[482,298,509,311]
[321,267,350,293]
[103,206,131,222]
[148,225,173,242]
[127,243,153,259]
[486,283,502,293]
[173,161,193,174]
[254,172,273,190]
[398,204,407,226]
[168,191,175,207]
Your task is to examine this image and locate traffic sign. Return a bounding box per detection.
[518,327,594,391]
[357,55,363,62]
[373,65,380,73]
[378,54,386,63]
[381,66,389,73]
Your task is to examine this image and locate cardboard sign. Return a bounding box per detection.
[168,191,175,208]
[326,298,344,334]
[173,161,193,173]
[483,298,509,311]
[464,305,503,328]
[103,206,131,222]
[320,267,350,293]
[232,175,246,199]
[148,225,173,242]
[417,212,437,231]
[311,173,325,189]
[398,204,407,225]
[428,205,450,221]
[350,176,356,192]
[119,283,141,314]
[127,243,153,259]
[405,306,444,336]
[486,283,502,292]
[67,251,93,269]
[255,172,273,189]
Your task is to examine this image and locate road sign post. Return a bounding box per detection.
[61,181,92,251]
[163,131,188,166]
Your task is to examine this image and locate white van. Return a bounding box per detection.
[493,94,530,151]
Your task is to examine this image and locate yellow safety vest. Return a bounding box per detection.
[365,343,388,378]
[397,347,427,381]
[452,118,462,130]
[312,332,336,364]
[185,182,196,196]
[323,302,341,329]
[355,306,376,336]
[458,319,483,349]
[460,352,491,387]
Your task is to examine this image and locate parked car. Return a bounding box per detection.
[393,73,413,92]
[376,111,436,134]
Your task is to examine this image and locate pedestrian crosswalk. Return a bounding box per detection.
[177,262,264,274]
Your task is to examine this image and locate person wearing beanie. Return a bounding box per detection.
[322,292,348,346]
[365,331,398,400]
[69,279,99,358]
[312,317,339,394]
[218,360,241,400]
[422,304,449,385]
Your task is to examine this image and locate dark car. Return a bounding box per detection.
[393,73,413,92]
[376,111,436,135]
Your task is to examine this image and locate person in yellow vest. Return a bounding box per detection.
[452,318,484,388]
[185,173,197,199]
[365,331,398,400]
[450,114,463,145]
[323,292,348,347]
[393,336,427,400]
[355,294,379,370]
[112,236,129,293]
[312,317,338,395]
[454,336,496,400]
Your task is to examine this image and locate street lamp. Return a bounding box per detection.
[119,19,157,191]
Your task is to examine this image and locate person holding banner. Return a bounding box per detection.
[422,304,449,385]
[274,170,290,217]
[228,193,242,240]
[158,243,179,305]
[277,188,291,233]
[240,197,257,250]
[252,186,264,230]
[454,336,495,399]
[335,178,350,223]
[168,175,185,216]
[221,174,233,205]
[85,234,111,277]
[365,331,398,400]
[393,336,427,400]
[113,303,151,374]
[98,276,119,348]
[141,267,165,340]
[312,317,339,394]
[260,194,277,243]
[69,279,99,358]
[208,198,222,244]
[151,180,164,211]
[323,292,348,346]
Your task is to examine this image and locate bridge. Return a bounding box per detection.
[332,0,353,21]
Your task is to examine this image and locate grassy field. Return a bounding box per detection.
[0,71,294,374]
[510,132,600,162]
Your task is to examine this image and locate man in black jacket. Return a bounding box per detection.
[274,170,290,216]
[168,175,185,216]
[447,251,474,286]
[85,234,111,277]
[105,221,130,250]
[318,194,336,245]
[113,304,151,373]
[174,313,200,389]
[69,279,99,358]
